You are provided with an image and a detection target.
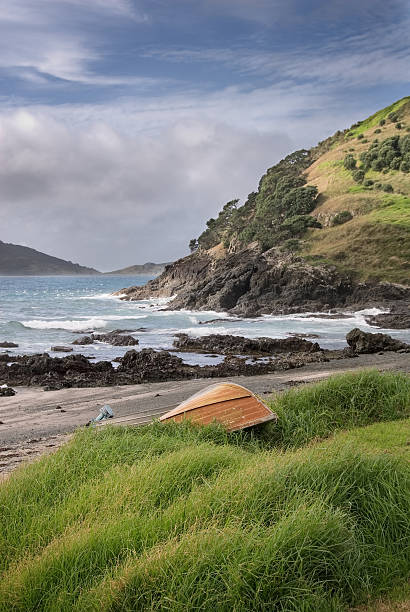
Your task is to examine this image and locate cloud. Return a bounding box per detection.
[0,0,147,85]
[0,109,292,269]
[144,17,410,89]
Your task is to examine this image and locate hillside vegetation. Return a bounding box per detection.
[0,370,409,611]
[191,97,410,284]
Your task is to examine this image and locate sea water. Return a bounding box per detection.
[1,275,409,366]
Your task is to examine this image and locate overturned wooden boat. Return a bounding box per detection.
[159,382,277,432]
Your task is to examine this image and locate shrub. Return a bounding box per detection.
[352,169,365,183]
[332,210,353,226]
[379,119,385,126]
[343,154,356,170]
[357,133,364,139]
[283,238,300,252]
[374,128,381,134]
[371,158,384,171]
[382,183,394,192]
[363,179,373,187]
[388,112,399,122]
[396,122,403,129]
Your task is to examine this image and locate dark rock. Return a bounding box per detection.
[117,349,195,382]
[346,328,409,353]
[51,346,73,353]
[173,333,321,355]
[73,330,139,346]
[0,342,18,348]
[72,336,95,345]
[365,311,410,330]
[0,353,117,388]
[116,246,410,316]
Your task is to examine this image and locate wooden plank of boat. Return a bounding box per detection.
[159,382,277,432]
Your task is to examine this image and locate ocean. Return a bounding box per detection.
[1,275,409,365]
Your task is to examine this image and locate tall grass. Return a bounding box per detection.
[0,370,408,611]
[262,369,410,448]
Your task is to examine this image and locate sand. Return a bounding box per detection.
[1,351,409,476]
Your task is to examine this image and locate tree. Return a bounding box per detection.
[189,238,198,253]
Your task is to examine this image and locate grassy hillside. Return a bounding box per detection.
[303,97,410,282]
[192,97,410,284]
[0,370,409,611]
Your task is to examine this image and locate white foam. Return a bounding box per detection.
[77,293,126,300]
[21,318,108,331]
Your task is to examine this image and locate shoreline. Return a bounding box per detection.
[1,351,409,475]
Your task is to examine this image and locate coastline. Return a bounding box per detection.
[1,350,409,475]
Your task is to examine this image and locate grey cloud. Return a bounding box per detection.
[0,110,292,269]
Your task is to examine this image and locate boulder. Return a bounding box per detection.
[0,342,18,348]
[73,331,139,346]
[346,328,409,353]
[51,346,73,353]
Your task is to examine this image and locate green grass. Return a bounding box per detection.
[0,371,409,611]
[348,97,410,136]
[370,195,410,228]
[348,185,370,193]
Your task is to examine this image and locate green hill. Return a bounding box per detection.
[0,240,100,275]
[193,97,410,284]
[0,370,409,611]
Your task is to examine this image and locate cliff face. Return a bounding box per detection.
[0,241,100,275]
[118,245,409,316]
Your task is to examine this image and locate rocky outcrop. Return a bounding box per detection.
[117,349,196,383]
[0,342,18,348]
[173,333,320,355]
[0,353,117,389]
[0,346,334,389]
[365,310,410,330]
[346,328,409,353]
[117,246,410,317]
[73,330,139,347]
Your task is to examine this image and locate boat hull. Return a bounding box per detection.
[159,382,277,432]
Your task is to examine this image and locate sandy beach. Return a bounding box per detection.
[1,351,409,476]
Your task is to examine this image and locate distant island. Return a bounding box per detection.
[0,240,100,275]
[104,262,172,275]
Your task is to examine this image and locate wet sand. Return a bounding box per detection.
[1,351,409,475]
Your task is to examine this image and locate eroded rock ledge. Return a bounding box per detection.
[116,246,410,317]
[1,329,408,390]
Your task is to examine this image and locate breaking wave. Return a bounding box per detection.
[20,318,109,331]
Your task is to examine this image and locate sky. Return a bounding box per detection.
[0,0,409,271]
